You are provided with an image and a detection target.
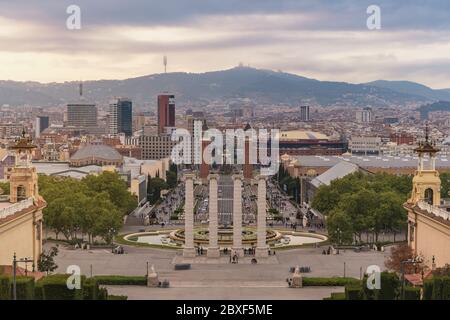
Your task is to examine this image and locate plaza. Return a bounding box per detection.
[52,243,389,300]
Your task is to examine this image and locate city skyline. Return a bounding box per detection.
[0,0,450,88]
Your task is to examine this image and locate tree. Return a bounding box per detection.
[166,170,177,189]
[326,209,354,244]
[147,177,168,204]
[0,181,10,195]
[37,246,59,275]
[385,244,418,274]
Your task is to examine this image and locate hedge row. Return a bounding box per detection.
[302,277,360,287]
[423,276,450,300]
[0,276,35,300]
[93,275,147,286]
[404,287,421,300]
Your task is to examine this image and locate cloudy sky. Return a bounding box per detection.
[0,0,449,88]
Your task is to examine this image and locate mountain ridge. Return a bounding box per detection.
[0,67,447,107]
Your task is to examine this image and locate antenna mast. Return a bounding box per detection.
[163,55,167,73]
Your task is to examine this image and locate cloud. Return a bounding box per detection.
[0,0,449,88]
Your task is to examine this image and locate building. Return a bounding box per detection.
[70,143,123,167]
[0,124,23,139]
[349,136,381,155]
[278,130,347,156]
[300,105,310,122]
[138,134,177,160]
[0,149,14,181]
[157,94,175,134]
[403,131,450,268]
[66,102,97,128]
[355,107,374,123]
[109,98,133,136]
[0,132,46,269]
[35,116,49,138]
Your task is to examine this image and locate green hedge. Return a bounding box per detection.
[98,287,108,300]
[14,276,35,300]
[41,274,85,300]
[35,279,44,300]
[107,294,128,300]
[83,277,99,300]
[362,272,399,300]
[345,285,363,300]
[323,292,346,300]
[431,276,450,300]
[0,275,11,300]
[423,280,433,300]
[93,275,147,286]
[302,277,360,287]
[0,276,34,300]
[404,287,421,300]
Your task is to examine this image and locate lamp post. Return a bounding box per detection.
[400,256,424,300]
[12,253,34,300]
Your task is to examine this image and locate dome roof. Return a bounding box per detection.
[71,144,122,161]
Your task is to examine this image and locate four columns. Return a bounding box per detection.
[183,173,268,259]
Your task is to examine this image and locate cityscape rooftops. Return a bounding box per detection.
[293,154,450,169]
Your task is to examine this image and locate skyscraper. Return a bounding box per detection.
[300,105,310,122]
[157,94,175,134]
[110,98,133,136]
[35,116,49,138]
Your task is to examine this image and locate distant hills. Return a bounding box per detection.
[0,67,448,108]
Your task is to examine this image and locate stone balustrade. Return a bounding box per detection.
[417,200,450,221]
[0,198,34,220]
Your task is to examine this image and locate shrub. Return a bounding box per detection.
[423,280,433,300]
[378,272,400,300]
[345,285,363,300]
[108,294,128,300]
[442,276,450,300]
[35,279,44,300]
[14,276,35,300]
[432,276,450,300]
[403,287,421,300]
[432,277,443,300]
[92,275,146,286]
[41,274,85,300]
[363,272,400,300]
[0,275,11,300]
[83,278,99,300]
[98,287,108,300]
[303,277,360,287]
[324,292,346,300]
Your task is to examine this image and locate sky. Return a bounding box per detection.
[0,0,449,88]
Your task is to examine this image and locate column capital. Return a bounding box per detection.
[256,174,268,181]
[207,173,219,181]
[232,173,244,181]
[183,173,196,181]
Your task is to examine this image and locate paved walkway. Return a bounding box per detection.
[105,285,344,300]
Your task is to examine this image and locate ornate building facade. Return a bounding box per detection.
[0,131,46,269]
[403,129,450,268]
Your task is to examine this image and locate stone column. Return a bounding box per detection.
[183,174,196,258]
[255,175,269,258]
[232,174,244,257]
[207,174,220,258]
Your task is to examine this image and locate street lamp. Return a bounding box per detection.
[400,256,424,300]
[12,253,34,300]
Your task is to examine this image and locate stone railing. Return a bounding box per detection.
[417,201,450,221]
[0,198,34,220]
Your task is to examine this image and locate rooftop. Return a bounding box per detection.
[293,154,450,169]
[279,130,329,141]
[71,144,122,161]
